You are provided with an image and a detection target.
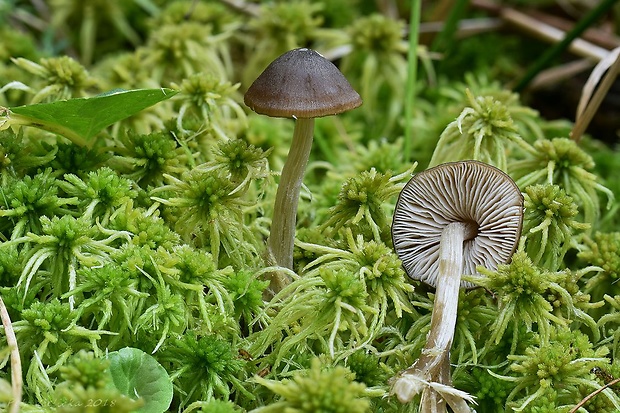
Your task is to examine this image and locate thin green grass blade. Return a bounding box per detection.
[404,0,422,163]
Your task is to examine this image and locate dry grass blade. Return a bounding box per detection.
[0,295,21,413]
[571,46,620,143]
[576,46,620,117]
[501,8,609,61]
[530,59,595,90]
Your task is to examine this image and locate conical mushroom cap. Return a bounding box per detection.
[244,48,362,119]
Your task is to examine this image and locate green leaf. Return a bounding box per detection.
[107,347,173,413]
[6,88,178,147]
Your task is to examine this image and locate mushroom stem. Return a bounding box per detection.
[422,221,466,367]
[393,221,473,411]
[267,118,315,287]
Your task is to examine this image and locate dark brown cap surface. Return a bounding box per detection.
[244,48,362,119]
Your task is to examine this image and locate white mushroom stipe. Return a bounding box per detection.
[390,160,523,411]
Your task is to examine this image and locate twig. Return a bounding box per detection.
[512,0,617,92]
[529,10,620,50]
[569,377,620,413]
[419,18,502,37]
[501,8,609,61]
[476,0,620,50]
[0,295,22,413]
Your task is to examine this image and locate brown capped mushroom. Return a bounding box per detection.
[390,160,523,412]
[244,48,362,293]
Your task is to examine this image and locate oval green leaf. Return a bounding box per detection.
[107,347,173,413]
[8,88,178,147]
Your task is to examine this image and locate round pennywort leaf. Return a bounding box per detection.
[107,347,173,413]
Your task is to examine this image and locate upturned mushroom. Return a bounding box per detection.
[390,160,523,412]
[244,48,362,293]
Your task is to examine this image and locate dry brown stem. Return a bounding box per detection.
[569,377,620,413]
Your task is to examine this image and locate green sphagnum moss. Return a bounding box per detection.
[2,3,620,412]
